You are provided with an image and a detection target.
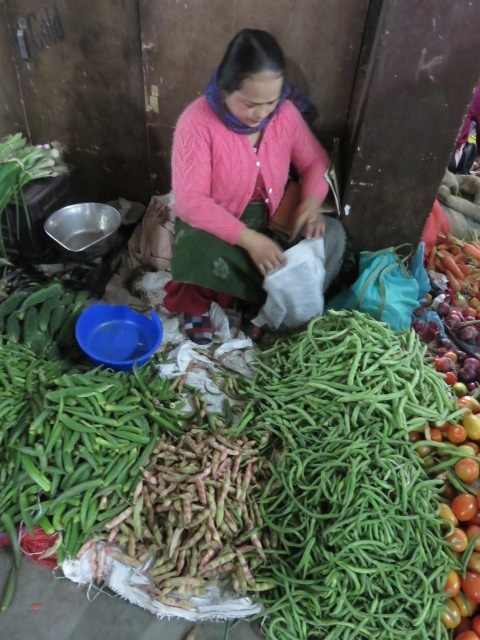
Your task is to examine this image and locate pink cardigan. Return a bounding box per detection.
[172,97,330,245]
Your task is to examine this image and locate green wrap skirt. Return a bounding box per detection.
[170,203,270,304]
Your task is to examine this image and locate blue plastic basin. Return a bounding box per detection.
[75,303,163,371]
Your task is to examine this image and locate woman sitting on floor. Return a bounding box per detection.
[164,28,346,344]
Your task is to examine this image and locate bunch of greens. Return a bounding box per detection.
[0,133,67,259]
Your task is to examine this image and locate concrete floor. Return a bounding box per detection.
[0,549,263,640]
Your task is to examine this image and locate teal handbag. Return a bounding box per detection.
[326,245,420,331]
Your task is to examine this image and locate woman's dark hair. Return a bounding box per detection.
[217,29,285,94]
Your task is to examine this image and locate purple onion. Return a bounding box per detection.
[459,366,477,382]
[412,320,425,332]
[456,350,468,362]
[436,348,447,356]
[446,316,462,330]
[438,338,453,349]
[436,302,451,316]
[468,381,480,392]
[464,357,480,372]
[465,316,478,323]
[459,326,478,342]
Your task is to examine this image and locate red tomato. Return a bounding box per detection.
[452,494,478,522]
[456,631,480,640]
[466,442,480,454]
[469,511,480,526]
[435,357,453,372]
[469,552,480,574]
[429,427,444,442]
[454,590,477,617]
[441,598,462,628]
[445,371,459,386]
[466,525,480,552]
[446,568,462,597]
[440,503,459,527]
[462,572,480,603]
[448,424,468,444]
[416,444,432,458]
[422,455,435,469]
[445,350,459,363]
[472,614,480,635]
[437,422,451,432]
[408,431,422,443]
[462,396,480,414]
[464,414,480,440]
[454,382,470,398]
[447,528,469,552]
[455,458,480,483]
[457,445,478,457]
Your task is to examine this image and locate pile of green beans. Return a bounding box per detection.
[0,341,192,563]
[228,310,463,640]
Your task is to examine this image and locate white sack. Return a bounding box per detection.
[260,237,326,329]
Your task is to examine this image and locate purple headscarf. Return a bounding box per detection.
[205,68,312,135]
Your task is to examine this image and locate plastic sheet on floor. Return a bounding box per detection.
[62,542,262,621]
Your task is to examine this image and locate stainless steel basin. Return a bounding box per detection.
[44,203,121,257]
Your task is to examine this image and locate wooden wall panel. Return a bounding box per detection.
[0,1,26,136]
[2,0,149,203]
[140,0,370,194]
[343,0,480,252]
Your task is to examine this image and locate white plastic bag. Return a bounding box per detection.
[259,237,326,329]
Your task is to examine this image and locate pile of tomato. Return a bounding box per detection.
[411,393,480,637]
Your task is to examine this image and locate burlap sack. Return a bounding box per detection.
[437,171,480,223]
[125,193,175,271]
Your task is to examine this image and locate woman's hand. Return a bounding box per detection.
[291,196,326,240]
[237,229,285,277]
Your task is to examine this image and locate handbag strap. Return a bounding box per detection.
[394,243,414,275]
[362,243,412,262]
[356,255,399,320]
[361,244,413,276]
[356,255,387,314]
[376,262,399,320]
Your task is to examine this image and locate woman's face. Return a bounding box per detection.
[224,71,284,128]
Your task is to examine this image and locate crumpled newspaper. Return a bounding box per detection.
[158,336,254,413]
